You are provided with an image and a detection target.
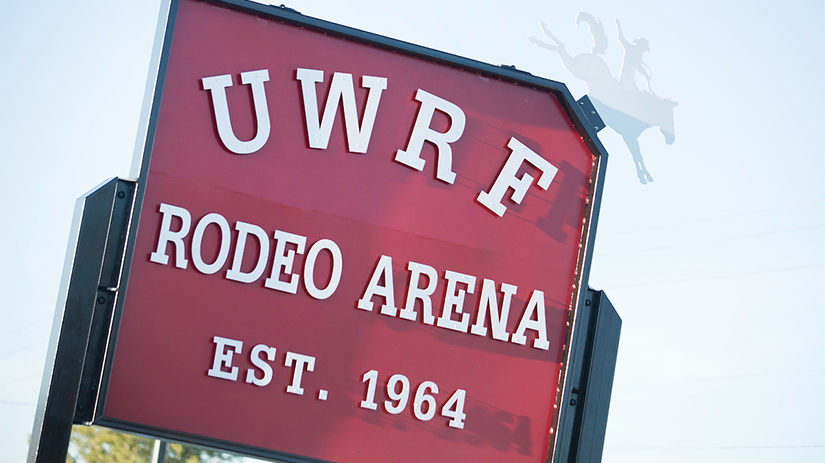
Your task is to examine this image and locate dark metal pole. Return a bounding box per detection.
[27,178,135,463]
[553,288,622,463]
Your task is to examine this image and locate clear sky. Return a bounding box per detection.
[1,1,823,462]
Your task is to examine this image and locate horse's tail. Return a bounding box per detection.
[575,12,608,54]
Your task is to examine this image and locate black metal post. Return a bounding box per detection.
[554,288,622,463]
[27,178,135,462]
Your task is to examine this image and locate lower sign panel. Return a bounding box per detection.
[103,179,574,462]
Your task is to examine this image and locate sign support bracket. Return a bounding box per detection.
[27,178,136,463]
[553,288,622,463]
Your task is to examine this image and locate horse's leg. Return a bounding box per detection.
[529,36,560,52]
[540,21,565,49]
[637,153,654,183]
[622,134,653,184]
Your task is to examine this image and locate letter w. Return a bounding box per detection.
[296,68,387,153]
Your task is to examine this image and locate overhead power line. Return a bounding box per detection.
[621,367,824,387]
[0,372,42,388]
[607,444,824,450]
[600,223,824,257]
[0,337,49,360]
[0,314,53,338]
[611,263,824,289]
[600,199,825,237]
[0,400,36,407]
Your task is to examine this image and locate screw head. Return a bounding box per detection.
[117,191,126,199]
[97,296,106,304]
[569,399,577,406]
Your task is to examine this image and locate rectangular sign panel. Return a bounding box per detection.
[96,0,605,462]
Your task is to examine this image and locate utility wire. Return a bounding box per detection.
[607,444,824,450]
[621,367,824,386]
[0,337,49,360]
[600,199,825,238]
[0,314,52,338]
[610,263,824,289]
[600,223,824,257]
[0,371,42,388]
[0,400,36,407]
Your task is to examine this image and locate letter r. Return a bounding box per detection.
[150,203,192,268]
[394,89,466,184]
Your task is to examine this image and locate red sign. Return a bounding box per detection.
[100,0,603,462]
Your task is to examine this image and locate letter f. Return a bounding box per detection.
[477,137,558,217]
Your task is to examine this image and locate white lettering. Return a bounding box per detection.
[511,290,550,350]
[357,255,398,316]
[436,270,476,332]
[202,70,271,154]
[477,137,558,217]
[296,68,387,153]
[398,261,438,324]
[303,238,343,300]
[245,344,277,387]
[191,213,231,275]
[355,255,551,350]
[394,89,466,184]
[207,336,243,381]
[285,351,316,395]
[150,203,192,269]
[264,230,307,294]
[226,221,271,283]
[470,279,517,342]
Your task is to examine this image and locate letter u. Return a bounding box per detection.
[202,69,271,154]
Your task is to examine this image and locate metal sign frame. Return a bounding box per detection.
[30,1,615,462]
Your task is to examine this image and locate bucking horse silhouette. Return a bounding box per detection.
[530,13,677,184]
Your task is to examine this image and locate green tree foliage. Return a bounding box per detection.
[68,426,239,463]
